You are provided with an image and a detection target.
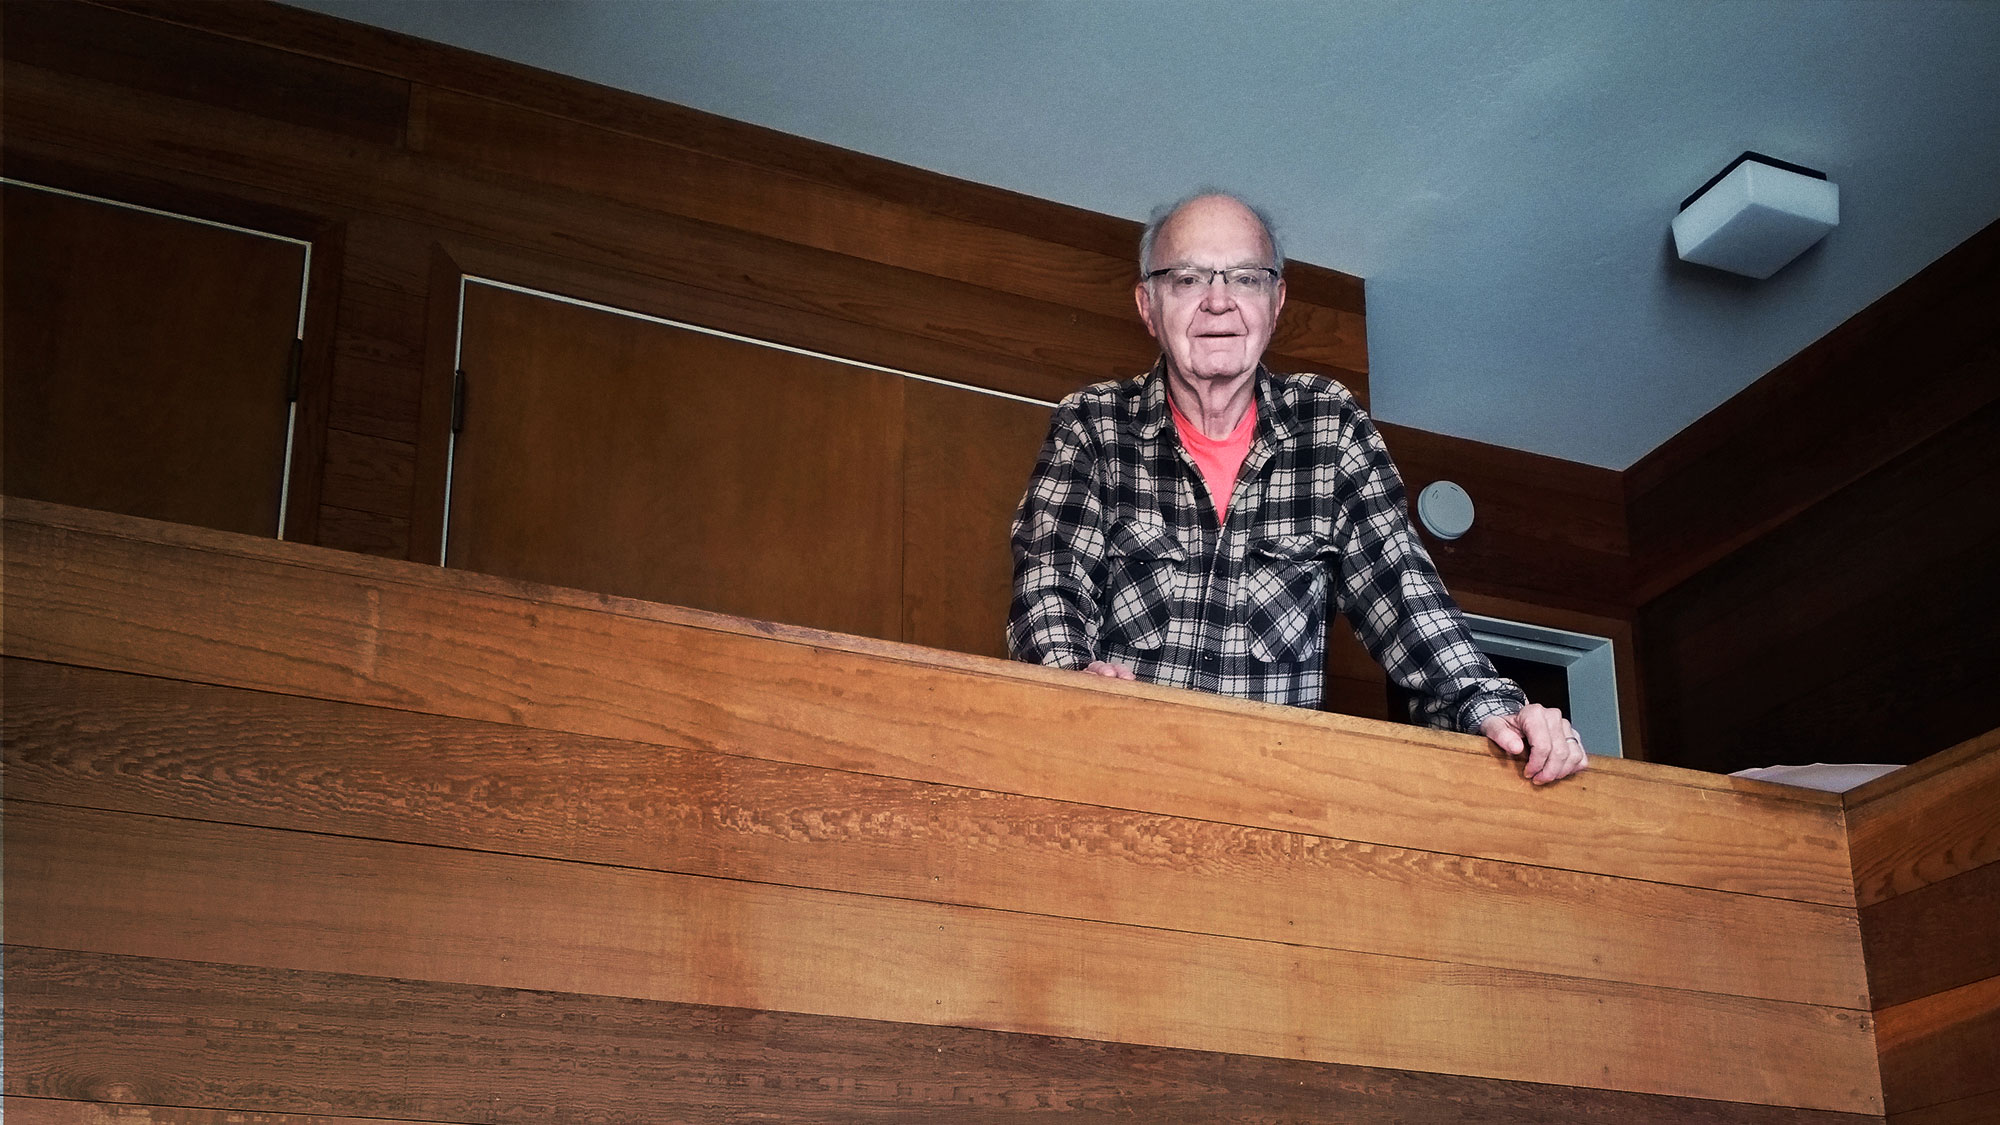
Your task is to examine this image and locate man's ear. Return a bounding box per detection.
[1134,281,1160,341]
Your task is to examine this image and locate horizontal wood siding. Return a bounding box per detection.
[2,498,1882,1118]
[1846,729,2000,1122]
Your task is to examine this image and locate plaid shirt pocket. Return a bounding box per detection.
[1243,533,1331,664]
[1102,514,1186,654]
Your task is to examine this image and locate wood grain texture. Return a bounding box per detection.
[1847,728,2000,907]
[1,658,1868,1009]
[451,282,908,641]
[411,84,1367,379]
[1860,858,2000,1010]
[1873,973,2000,1115]
[2,804,1882,1110]
[2,60,1155,402]
[1627,215,2000,602]
[3,950,1878,1125]
[0,500,1858,906]
[317,426,415,519]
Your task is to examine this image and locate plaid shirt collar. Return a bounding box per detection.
[1132,360,1306,455]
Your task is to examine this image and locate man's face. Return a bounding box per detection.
[1134,196,1287,387]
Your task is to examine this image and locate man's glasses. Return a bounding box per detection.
[1143,266,1281,295]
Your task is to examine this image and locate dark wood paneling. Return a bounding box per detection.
[1628,216,2000,602]
[1860,858,2000,1009]
[449,283,907,641]
[94,0,1365,320]
[1875,974,2000,1116]
[1639,399,2000,774]
[312,504,409,558]
[3,948,1874,1125]
[3,0,410,147]
[901,383,1051,659]
[2,182,303,538]
[317,427,415,519]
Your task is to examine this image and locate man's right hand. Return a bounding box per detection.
[1084,660,1137,681]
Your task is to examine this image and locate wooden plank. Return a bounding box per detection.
[316,427,415,518]
[1847,727,2000,906]
[310,504,409,558]
[0,500,1858,905]
[3,950,1876,1125]
[2,1102,432,1125]
[1860,858,2000,1009]
[2,804,1882,1111]
[1874,973,2000,1115]
[2,659,1869,1009]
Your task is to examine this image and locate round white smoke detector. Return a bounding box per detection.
[1417,480,1475,540]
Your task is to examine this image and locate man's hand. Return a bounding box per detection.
[1481,703,1588,786]
[1084,660,1137,681]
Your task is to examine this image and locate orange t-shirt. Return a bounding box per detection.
[1170,396,1258,525]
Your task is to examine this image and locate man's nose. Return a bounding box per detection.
[1199,277,1237,311]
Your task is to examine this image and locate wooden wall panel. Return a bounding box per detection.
[450,283,907,640]
[902,383,1052,658]
[1846,728,2000,1121]
[1,658,1866,1008]
[0,501,1854,906]
[1381,422,1630,617]
[1638,398,2000,774]
[1848,728,2000,905]
[3,951,1880,1125]
[2,800,1878,1110]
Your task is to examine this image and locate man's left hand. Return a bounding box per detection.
[1481,704,1588,786]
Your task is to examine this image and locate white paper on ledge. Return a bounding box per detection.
[1729,762,1904,792]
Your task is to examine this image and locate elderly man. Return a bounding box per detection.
[1008,190,1586,785]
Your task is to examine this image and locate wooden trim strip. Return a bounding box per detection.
[3,805,1883,1111]
[4,950,1876,1124]
[0,500,1858,906]
[2,659,1870,1009]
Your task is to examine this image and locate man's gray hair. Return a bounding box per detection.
[1138,189,1287,276]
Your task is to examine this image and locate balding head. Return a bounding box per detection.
[1139,191,1285,276]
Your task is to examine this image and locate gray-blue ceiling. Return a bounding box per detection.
[290,0,2000,469]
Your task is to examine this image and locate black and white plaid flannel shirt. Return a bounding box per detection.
[1008,363,1525,732]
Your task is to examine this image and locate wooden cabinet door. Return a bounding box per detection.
[3,183,307,536]
[448,283,908,640]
